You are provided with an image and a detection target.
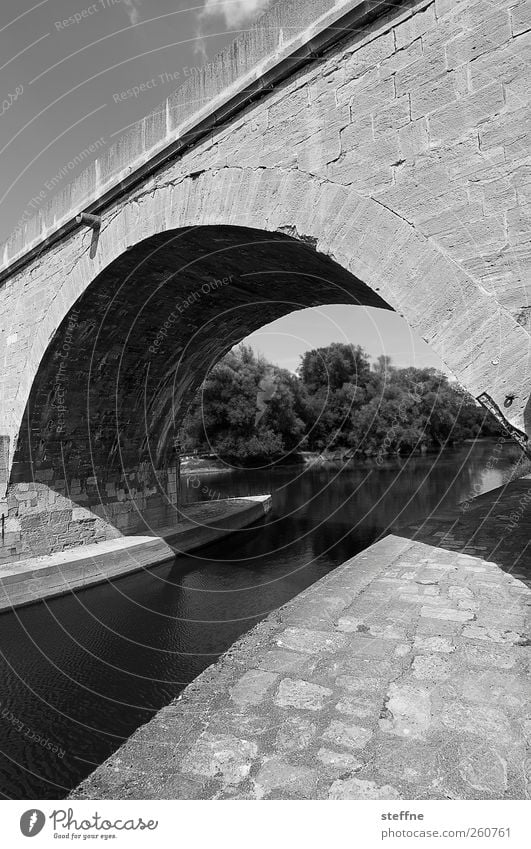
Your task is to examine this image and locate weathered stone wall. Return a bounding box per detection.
[0,0,530,559]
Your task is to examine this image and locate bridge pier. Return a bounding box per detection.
[1,464,180,562]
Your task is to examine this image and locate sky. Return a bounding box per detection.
[0,0,446,374]
[244,305,446,374]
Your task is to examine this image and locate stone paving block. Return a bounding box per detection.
[276,627,348,654]
[286,595,352,627]
[436,702,513,741]
[209,710,277,738]
[449,585,474,602]
[414,635,456,653]
[254,759,318,798]
[181,733,258,785]
[462,625,526,644]
[412,654,452,681]
[322,720,373,751]
[420,606,475,622]
[326,654,394,681]
[336,675,383,695]
[337,615,365,632]
[458,643,517,669]
[335,694,379,719]
[275,715,317,751]
[437,739,512,799]
[159,773,206,800]
[379,682,432,740]
[274,678,333,711]
[316,748,363,775]
[328,777,401,800]
[373,737,439,789]
[458,743,508,794]
[230,670,278,706]
[443,670,528,710]
[347,635,401,658]
[416,618,464,637]
[255,649,307,674]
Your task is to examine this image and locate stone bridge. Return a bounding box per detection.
[0,0,530,561]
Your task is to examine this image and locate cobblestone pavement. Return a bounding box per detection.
[394,478,531,581]
[73,494,531,799]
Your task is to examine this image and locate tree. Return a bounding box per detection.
[299,343,371,393]
[181,346,306,464]
[181,344,501,463]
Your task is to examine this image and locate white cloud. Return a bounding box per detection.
[200,0,272,27]
[122,0,143,25]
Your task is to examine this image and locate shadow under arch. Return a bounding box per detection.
[7,224,395,559]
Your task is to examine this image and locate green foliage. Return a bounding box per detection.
[181,345,306,463]
[181,343,501,463]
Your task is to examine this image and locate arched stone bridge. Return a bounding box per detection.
[0,0,530,561]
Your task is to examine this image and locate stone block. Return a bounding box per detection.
[181,732,257,785]
[398,6,437,50]
[445,11,512,69]
[274,678,333,711]
[322,720,373,751]
[255,650,307,674]
[412,654,452,681]
[336,70,394,112]
[410,75,458,119]
[379,682,432,740]
[254,759,318,797]
[420,606,474,622]
[373,96,411,136]
[229,670,278,706]
[395,50,447,98]
[316,747,363,774]
[437,701,512,740]
[414,636,456,653]
[399,117,429,158]
[458,742,508,794]
[511,0,531,36]
[343,30,395,77]
[462,625,524,644]
[329,777,401,800]
[276,627,348,654]
[335,695,377,718]
[275,716,316,752]
[430,83,505,143]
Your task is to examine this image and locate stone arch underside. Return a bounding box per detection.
[3,168,531,562]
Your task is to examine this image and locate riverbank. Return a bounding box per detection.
[72,480,530,801]
[0,495,271,613]
[181,439,515,475]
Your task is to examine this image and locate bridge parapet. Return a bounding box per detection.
[1,0,399,276]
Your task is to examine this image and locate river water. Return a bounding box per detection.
[0,439,523,799]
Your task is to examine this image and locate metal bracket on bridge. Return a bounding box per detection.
[75,213,101,258]
[75,213,101,230]
[477,392,531,458]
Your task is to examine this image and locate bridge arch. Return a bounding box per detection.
[4,167,531,560]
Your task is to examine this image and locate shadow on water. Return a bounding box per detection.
[0,440,522,798]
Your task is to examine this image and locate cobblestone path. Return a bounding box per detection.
[394,477,531,580]
[73,518,530,800]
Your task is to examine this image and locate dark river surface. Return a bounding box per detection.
[0,439,523,799]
